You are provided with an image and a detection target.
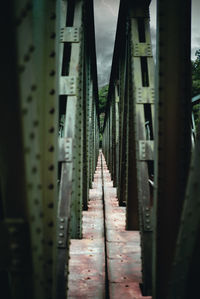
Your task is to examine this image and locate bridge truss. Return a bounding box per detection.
[0,0,199,299]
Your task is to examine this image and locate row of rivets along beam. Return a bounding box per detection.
[57,1,83,298]
[102,0,155,296]
[128,1,155,295]
[0,1,99,299]
[57,0,99,298]
[152,0,192,298]
[0,0,59,298]
[103,0,196,297]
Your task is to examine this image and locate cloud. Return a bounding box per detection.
[94,0,200,87]
[94,0,120,87]
[94,0,156,87]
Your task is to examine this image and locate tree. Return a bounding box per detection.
[98,84,108,114]
[192,49,200,128]
[192,49,200,97]
[98,84,108,135]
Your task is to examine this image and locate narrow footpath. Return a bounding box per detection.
[68,153,151,298]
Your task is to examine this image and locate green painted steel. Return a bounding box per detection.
[1,0,197,298]
[0,0,59,298]
[102,0,154,295]
[152,0,192,298]
[167,126,200,297]
[57,1,99,298]
[0,1,99,298]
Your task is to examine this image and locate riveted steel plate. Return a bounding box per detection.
[135,87,154,104]
[57,217,68,248]
[60,27,80,43]
[143,206,153,231]
[139,140,154,161]
[58,138,72,162]
[133,43,152,57]
[59,76,77,95]
[4,218,28,272]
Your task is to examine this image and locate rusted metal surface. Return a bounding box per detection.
[68,158,105,298]
[68,155,151,298]
[110,282,151,299]
[102,156,151,299]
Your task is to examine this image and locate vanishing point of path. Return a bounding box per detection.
[68,152,151,299]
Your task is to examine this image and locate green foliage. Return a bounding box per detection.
[98,84,108,114]
[192,49,200,128]
[98,51,200,131]
[98,85,108,134]
[192,49,200,97]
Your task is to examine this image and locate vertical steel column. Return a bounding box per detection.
[114,84,120,188]
[117,60,123,203]
[82,25,89,211]
[56,0,73,297]
[66,0,83,239]
[118,50,129,207]
[0,0,59,298]
[90,98,94,179]
[109,105,113,172]
[33,0,59,297]
[126,29,139,231]
[111,92,116,185]
[0,2,41,298]
[88,81,94,188]
[127,1,155,294]
[153,0,191,298]
[167,126,200,299]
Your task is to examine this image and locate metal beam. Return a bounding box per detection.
[153,0,192,298]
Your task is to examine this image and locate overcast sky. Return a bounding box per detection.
[94,0,200,87]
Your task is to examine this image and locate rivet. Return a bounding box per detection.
[31,84,37,91]
[49,70,55,76]
[50,13,56,20]
[50,51,55,58]
[49,89,55,95]
[49,108,55,114]
[29,45,35,53]
[50,32,56,39]
[48,146,54,152]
